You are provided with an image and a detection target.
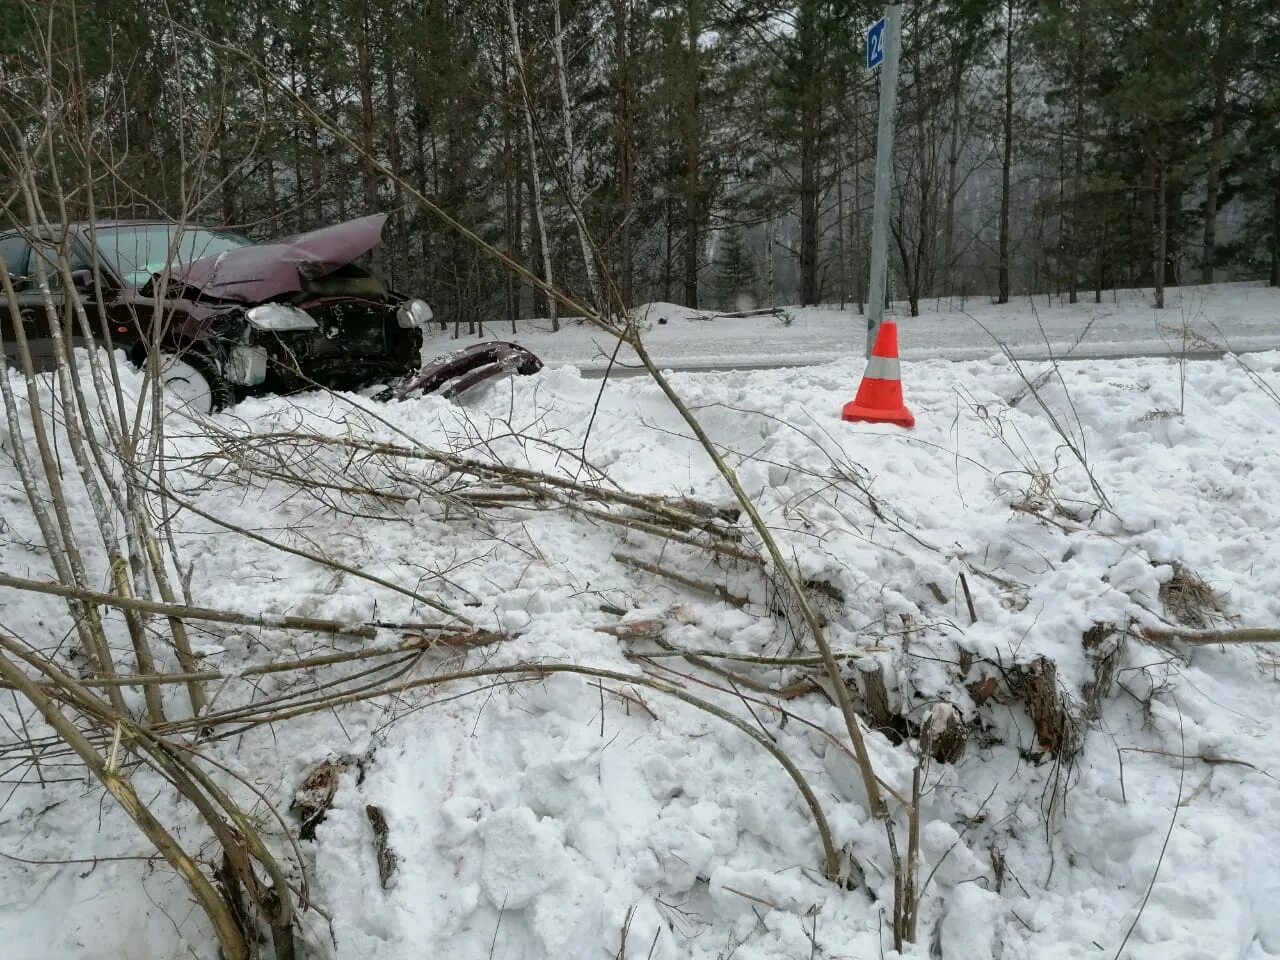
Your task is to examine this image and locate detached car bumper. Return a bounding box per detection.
[378,341,544,401]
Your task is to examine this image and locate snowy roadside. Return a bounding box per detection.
[427,281,1280,372]
[1,343,1279,960]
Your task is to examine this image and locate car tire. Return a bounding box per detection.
[134,348,232,416]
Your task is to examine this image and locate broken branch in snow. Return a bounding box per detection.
[613,553,751,607]
[592,619,668,641]
[2,631,508,694]
[196,430,752,562]
[0,570,379,637]
[959,572,978,624]
[1142,626,1280,646]
[624,646,885,667]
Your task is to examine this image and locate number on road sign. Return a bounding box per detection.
[867,17,886,70]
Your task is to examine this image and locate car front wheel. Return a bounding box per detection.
[135,349,231,416]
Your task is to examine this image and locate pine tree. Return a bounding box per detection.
[712,228,757,310]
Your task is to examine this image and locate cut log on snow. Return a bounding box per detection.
[1009,656,1080,759]
[1004,621,1122,762]
[614,553,751,607]
[858,662,896,737]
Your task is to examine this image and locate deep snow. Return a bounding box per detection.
[1,290,1279,960]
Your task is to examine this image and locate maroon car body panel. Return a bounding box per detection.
[170,214,388,302]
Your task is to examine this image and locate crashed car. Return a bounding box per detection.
[0,214,541,414]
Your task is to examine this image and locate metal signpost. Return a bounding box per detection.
[865,5,902,356]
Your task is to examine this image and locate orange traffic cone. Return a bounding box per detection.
[842,320,915,428]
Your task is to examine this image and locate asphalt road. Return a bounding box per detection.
[575,346,1239,378]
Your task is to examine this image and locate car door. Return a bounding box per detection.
[16,240,72,369]
[0,233,52,369]
[53,235,113,352]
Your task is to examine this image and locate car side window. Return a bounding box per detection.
[27,242,90,290]
[0,235,31,285]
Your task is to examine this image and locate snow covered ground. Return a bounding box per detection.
[440,281,1280,372]
[2,292,1280,960]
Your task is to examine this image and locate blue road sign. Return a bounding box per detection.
[867,17,886,70]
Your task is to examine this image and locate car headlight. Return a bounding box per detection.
[397,298,434,329]
[246,303,318,332]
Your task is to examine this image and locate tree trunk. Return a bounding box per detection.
[309,111,325,226]
[612,0,634,308]
[663,162,675,303]
[355,3,379,217]
[836,141,846,310]
[796,2,822,307]
[514,148,527,319]
[1136,167,1155,286]
[381,29,402,287]
[1201,0,1232,285]
[213,58,237,227]
[1095,216,1106,303]
[1165,180,1183,287]
[997,0,1013,304]
[290,68,305,233]
[411,88,432,299]
[799,106,819,305]
[265,157,277,236]
[552,0,603,308]
[1270,183,1280,287]
[682,4,701,309]
[853,97,864,313]
[301,36,325,228]
[502,47,517,333]
[892,223,921,318]
[218,118,236,227]
[506,0,558,330]
[1055,120,1066,302]
[943,63,962,298]
[766,218,775,309]
[1068,34,1084,305]
[1154,165,1167,309]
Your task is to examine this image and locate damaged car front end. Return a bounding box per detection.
[144,213,542,413]
[0,213,542,416]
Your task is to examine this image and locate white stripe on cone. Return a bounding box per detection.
[864,355,901,380]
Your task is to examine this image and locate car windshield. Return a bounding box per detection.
[93,224,252,285]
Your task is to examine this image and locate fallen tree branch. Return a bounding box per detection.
[614,553,751,606]
[625,647,884,666]
[3,632,508,691]
[0,570,379,639]
[1142,626,1280,645]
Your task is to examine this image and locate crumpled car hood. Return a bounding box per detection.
[167,214,387,302]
